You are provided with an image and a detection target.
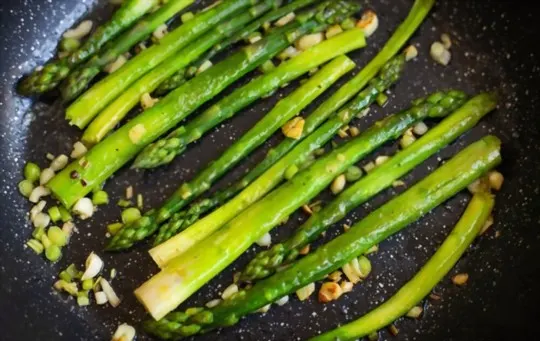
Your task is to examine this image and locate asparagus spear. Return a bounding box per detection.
[241,93,497,282]
[48,6,366,209]
[58,0,196,101]
[135,91,464,320]
[152,55,405,246]
[144,0,434,246]
[149,89,461,271]
[65,0,257,128]
[154,0,320,95]
[140,135,502,331]
[82,1,280,145]
[17,0,162,95]
[311,192,495,341]
[105,12,366,251]
[147,56,355,244]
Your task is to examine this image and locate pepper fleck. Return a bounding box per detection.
[70,170,79,179]
[81,179,87,187]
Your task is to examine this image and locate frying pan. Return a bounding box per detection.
[1,0,539,340]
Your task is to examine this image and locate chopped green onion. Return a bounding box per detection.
[117,199,132,208]
[40,234,52,248]
[284,164,299,180]
[54,280,78,296]
[345,166,363,182]
[77,294,90,306]
[48,226,68,247]
[27,239,44,254]
[92,190,109,206]
[48,206,62,223]
[65,264,79,279]
[58,206,72,222]
[18,180,34,197]
[32,226,46,240]
[45,245,62,262]
[358,256,372,278]
[82,279,94,291]
[121,208,141,225]
[59,270,73,282]
[181,11,194,23]
[376,93,389,107]
[107,222,124,236]
[24,162,41,182]
[137,194,143,210]
[60,37,81,52]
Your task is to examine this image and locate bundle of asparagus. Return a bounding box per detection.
[135,90,466,319]
[107,54,356,250]
[48,2,365,208]
[312,190,496,341]
[108,0,435,251]
[17,0,173,95]
[142,135,501,337]
[153,0,322,95]
[81,0,283,145]
[239,92,495,282]
[66,0,261,129]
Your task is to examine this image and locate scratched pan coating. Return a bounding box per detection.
[0,1,539,340]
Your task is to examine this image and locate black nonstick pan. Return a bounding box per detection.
[1,0,539,340]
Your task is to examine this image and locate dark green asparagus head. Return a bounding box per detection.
[105,214,157,251]
[60,64,101,102]
[415,90,468,118]
[17,59,71,96]
[284,0,361,42]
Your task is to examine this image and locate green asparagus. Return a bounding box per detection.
[149,76,462,271]
[82,1,279,145]
[154,0,320,95]
[150,55,405,247]
[136,92,464,321]
[138,0,434,250]
[311,192,495,341]
[17,0,161,95]
[140,135,502,330]
[48,7,366,209]
[65,0,256,128]
[149,56,355,244]
[240,93,497,282]
[134,54,361,168]
[59,0,195,101]
[105,10,366,250]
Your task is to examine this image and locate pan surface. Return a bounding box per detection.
[1,0,539,340]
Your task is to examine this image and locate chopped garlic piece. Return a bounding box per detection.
[105,55,127,74]
[221,283,239,300]
[153,24,168,40]
[404,45,418,61]
[71,141,88,159]
[275,12,295,27]
[81,252,104,280]
[256,232,272,247]
[296,282,315,301]
[63,20,93,39]
[430,42,451,65]
[356,10,379,37]
[112,323,136,341]
[73,197,94,220]
[296,32,324,51]
[282,117,305,139]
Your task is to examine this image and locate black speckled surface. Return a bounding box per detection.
[1,1,540,340]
